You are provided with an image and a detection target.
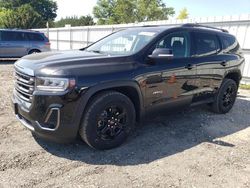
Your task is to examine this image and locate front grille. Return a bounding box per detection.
[14,70,35,103]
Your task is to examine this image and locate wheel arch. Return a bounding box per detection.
[224,69,242,87]
[28,49,41,54]
[73,81,145,131]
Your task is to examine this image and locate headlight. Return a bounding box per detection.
[35,77,72,92]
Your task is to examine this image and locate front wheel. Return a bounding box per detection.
[79,91,136,150]
[211,78,238,114]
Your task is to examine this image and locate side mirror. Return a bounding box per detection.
[149,48,173,60]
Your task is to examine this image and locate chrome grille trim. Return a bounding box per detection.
[14,70,35,103]
[16,80,34,89]
[15,91,32,103]
[15,86,33,97]
[15,83,34,94]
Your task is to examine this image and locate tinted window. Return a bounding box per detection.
[194,32,220,56]
[27,33,44,41]
[154,31,191,58]
[220,35,239,52]
[1,31,26,41]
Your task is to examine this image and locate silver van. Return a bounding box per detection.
[0,29,51,58]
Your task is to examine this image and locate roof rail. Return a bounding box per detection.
[0,28,39,32]
[182,23,229,33]
[141,25,159,27]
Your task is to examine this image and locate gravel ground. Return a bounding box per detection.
[0,62,250,188]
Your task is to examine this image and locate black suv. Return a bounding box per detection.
[12,24,245,150]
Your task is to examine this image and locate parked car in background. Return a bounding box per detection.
[0,29,50,58]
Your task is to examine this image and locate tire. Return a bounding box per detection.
[211,78,238,114]
[28,49,41,54]
[79,91,136,150]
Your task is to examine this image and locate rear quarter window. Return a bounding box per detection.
[193,32,220,57]
[27,33,45,41]
[220,34,239,52]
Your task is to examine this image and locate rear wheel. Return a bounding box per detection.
[28,49,41,54]
[211,78,238,114]
[79,91,136,150]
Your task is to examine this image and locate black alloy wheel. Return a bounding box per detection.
[79,91,136,150]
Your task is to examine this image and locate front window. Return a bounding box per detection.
[85,29,158,55]
[153,31,191,58]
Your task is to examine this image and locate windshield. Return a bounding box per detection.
[85,29,158,55]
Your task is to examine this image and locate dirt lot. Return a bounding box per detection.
[0,62,250,188]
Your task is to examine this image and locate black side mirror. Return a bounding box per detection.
[148,48,173,60]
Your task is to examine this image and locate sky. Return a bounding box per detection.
[55,0,250,20]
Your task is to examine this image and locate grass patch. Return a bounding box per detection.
[240,84,250,90]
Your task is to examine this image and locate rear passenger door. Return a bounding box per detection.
[0,31,29,57]
[191,31,225,100]
[0,31,10,57]
[0,31,4,57]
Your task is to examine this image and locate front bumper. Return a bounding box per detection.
[12,91,81,143]
[15,114,35,131]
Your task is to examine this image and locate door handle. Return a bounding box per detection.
[146,75,162,84]
[221,61,227,67]
[185,64,194,70]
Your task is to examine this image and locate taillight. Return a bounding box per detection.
[45,42,51,46]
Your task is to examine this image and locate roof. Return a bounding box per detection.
[126,23,230,35]
[0,29,41,33]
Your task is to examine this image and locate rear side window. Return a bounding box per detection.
[1,31,26,41]
[220,35,239,52]
[194,32,220,57]
[27,33,45,41]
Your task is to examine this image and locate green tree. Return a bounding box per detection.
[0,0,57,27]
[113,0,136,24]
[93,0,117,25]
[177,8,189,20]
[1,4,43,29]
[93,0,175,25]
[0,9,7,28]
[54,15,95,28]
[135,0,175,22]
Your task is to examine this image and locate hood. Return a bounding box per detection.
[21,50,108,62]
[14,50,136,77]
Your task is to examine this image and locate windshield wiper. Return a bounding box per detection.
[85,50,105,54]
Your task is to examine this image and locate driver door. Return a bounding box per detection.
[144,31,199,110]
